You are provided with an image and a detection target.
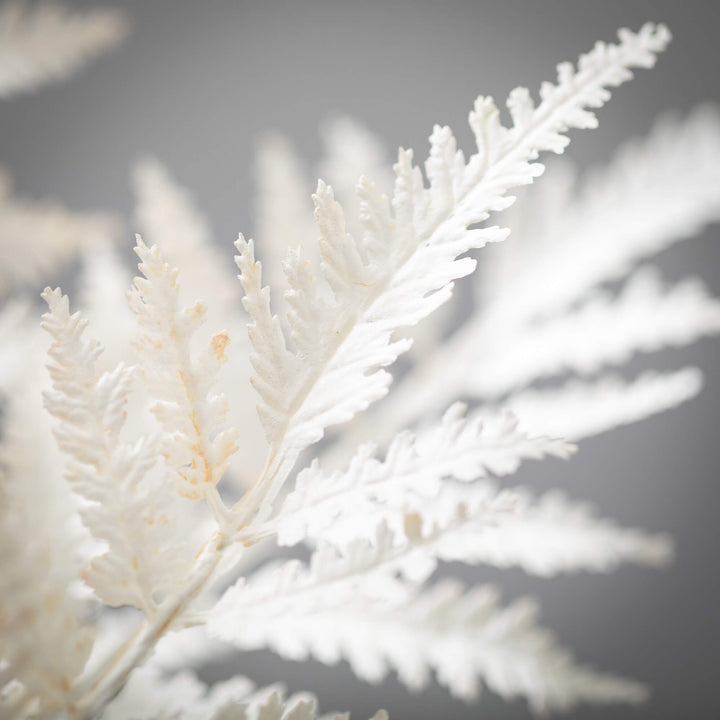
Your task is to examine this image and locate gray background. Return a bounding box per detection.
[1,1,719,718]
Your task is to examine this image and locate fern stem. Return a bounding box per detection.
[72,533,223,719]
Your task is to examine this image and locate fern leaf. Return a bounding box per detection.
[343,105,720,444]
[236,24,670,522]
[209,575,644,712]
[1,21,690,718]
[128,237,239,519]
[0,360,93,712]
[41,287,203,612]
[235,234,301,445]
[213,691,387,720]
[215,693,387,720]
[446,484,673,575]
[102,665,385,720]
[466,268,720,398]
[345,328,706,457]
[0,0,128,97]
[276,472,671,576]
[133,160,267,490]
[488,104,720,327]
[504,367,703,440]
[100,665,254,720]
[0,490,94,714]
[273,403,574,547]
[281,473,669,574]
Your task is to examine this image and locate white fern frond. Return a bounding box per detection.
[0,366,93,713]
[235,24,670,524]
[41,287,204,612]
[209,576,645,712]
[0,525,91,717]
[264,121,448,361]
[449,485,673,575]
[343,284,711,452]
[128,237,239,521]
[0,169,119,296]
[274,403,574,547]
[133,160,267,489]
[466,268,720,398]
[487,104,720,327]
[0,352,73,541]
[278,474,672,576]
[235,235,301,446]
[343,105,720,444]
[101,665,254,720]
[284,482,517,563]
[2,21,698,719]
[212,690,387,720]
[504,367,703,441]
[102,665,386,720]
[0,0,128,97]
[211,686,388,720]
[211,523,502,636]
[214,482,669,653]
[0,489,94,715]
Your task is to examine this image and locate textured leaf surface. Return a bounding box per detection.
[444,485,673,575]
[2,22,697,720]
[0,347,93,712]
[503,368,703,441]
[274,403,574,547]
[209,576,645,712]
[344,105,720,444]
[236,24,670,522]
[465,269,720,398]
[42,287,204,612]
[487,105,720,327]
[102,666,386,720]
[129,237,239,516]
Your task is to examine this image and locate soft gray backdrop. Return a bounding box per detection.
[1,1,718,718]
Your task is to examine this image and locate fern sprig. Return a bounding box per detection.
[208,572,648,711]
[6,24,677,719]
[356,107,720,443]
[234,23,671,528]
[271,403,574,547]
[41,287,205,614]
[128,236,239,525]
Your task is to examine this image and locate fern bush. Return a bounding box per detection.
[0,5,718,719]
